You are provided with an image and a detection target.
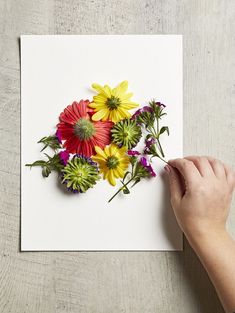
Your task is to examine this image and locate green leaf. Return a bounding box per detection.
[42,166,51,177]
[131,177,140,188]
[123,186,130,194]
[123,171,130,183]
[38,135,61,152]
[25,160,47,168]
[159,126,169,136]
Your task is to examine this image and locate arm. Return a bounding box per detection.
[165,156,235,313]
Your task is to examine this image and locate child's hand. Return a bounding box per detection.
[165,156,235,241]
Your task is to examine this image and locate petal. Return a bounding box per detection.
[103,85,112,98]
[92,109,109,121]
[119,92,133,101]
[118,107,131,119]
[116,81,128,94]
[120,102,139,109]
[92,155,106,163]
[92,83,111,98]
[94,146,108,159]
[115,166,125,178]
[104,146,110,157]
[108,170,116,186]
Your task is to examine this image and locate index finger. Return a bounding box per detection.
[168,158,201,185]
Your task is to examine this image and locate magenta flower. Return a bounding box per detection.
[154,102,166,108]
[59,150,70,165]
[55,129,62,143]
[131,108,142,120]
[140,157,156,177]
[127,150,141,156]
[145,137,156,147]
[142,106,153,113]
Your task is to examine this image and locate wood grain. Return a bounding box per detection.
[0,0,234,312]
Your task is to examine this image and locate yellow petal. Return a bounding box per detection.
[120,102,139,109]
[109,144,119,156]
[93,95,107,102]
[115,166,124,178]
[89,102,106,109]
[116,81,128,94]
[92,109,109,121]
[109,110,117,123]
[92,83,110,98]
[94,146,108,159]
[107,169,116,186]
[119,92,133,101]
[112,169,120,178]
[104,146,110,157]
[92,155,106,163]
[118,146,127,155]
[118,107,131,119]
[103,85,112,98]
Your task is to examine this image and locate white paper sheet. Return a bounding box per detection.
[21,35,183,251]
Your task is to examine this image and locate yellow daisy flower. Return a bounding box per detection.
[89,81,139,123]
[92,144,130,186]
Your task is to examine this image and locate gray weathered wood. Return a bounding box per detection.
[0,0,234,312]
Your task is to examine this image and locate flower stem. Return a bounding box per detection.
[156,155,169,165]
[108,177,134,203]
[156,138,165,158]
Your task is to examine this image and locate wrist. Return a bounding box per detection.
[185,225,229,251]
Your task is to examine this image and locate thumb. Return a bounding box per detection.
[165,165,184,203]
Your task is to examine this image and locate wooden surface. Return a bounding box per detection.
[0,0,234,312]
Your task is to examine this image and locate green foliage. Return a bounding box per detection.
[25,153,63,178]
[38,135,62,152]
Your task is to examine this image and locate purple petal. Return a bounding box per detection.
[56,129,62,143]
[131,108,142,120]
[155,102,166,108]
[142,106,153,113]
[127,150,140,156]
[140,157,156,177]
[59,150,70,165]
[140,157,148,167]
[145,137,156,148]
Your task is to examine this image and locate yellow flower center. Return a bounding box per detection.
[106,156,119,169]
[74,118,96,140]
[106,96,121,110]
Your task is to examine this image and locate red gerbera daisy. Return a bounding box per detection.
[57,100,113,157]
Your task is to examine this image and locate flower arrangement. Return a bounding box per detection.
[26,81,169,202]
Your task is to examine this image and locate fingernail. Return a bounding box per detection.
[164,165,171,173]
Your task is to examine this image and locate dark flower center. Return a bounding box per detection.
[74,118,96,140]
[106,96,121,110]
[106,156,119,169]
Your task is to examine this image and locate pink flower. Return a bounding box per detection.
[127,150,141,156]
[59,150,70,165]
[140,157,156,177]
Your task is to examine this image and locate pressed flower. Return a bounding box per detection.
[127,150,140,156]
[89,81,139,123]
[61,155,100,193]
[111,119,142,149]
[154,101,166,108]
[57,100,113,157]
[92,144,130,186]
[145,137,156,147]
[55,129,62,143]
[140,157,156,177]
[142,106,153,113]
[58,150,70,165]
